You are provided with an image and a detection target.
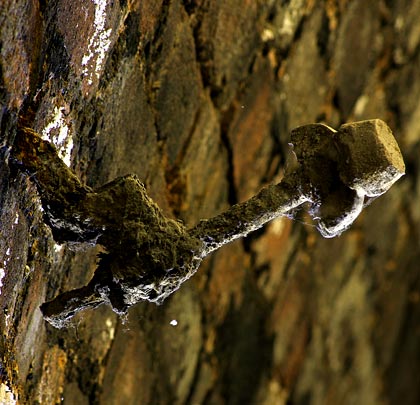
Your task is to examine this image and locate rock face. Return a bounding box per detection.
[1,1,420,404]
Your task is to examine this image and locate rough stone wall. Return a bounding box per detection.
[1,0,420,404]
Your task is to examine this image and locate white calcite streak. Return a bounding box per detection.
[0,383,17,405]
[81,0,112,86]
[42,106,74,167]
[0,267,5,296]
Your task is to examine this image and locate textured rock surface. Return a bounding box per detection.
[1,1,420,404]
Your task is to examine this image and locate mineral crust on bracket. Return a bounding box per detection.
[9,119,405,327]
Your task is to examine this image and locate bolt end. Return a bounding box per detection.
[337,119,405,197]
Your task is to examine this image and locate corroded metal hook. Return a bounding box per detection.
[10,120,405,328]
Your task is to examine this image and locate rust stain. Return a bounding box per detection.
[37,345,67,404]
[206,245,248,324]
[279,320,310,388]
[138,0,164,42]
[229,64,275,200]
[326,0,339,31]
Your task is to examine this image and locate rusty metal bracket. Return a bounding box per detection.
[9,120,405,328]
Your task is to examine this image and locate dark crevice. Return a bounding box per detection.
[246,53,259,76]
[385,261,420,404]
[143,0,172,144]
[40,2,69,84]
[332,90,341,113]
[124,11,142,57]
[184,0,212,92]
[242,226,267,254]
[165,107,202,218]
[220,131,237,206]
[398,141,420,193]
[289,13,306,47]
[264,110,289,183]
[184,328,207,405]
[0,45,7,107]
[317,8,331,68]
[182,0,201,17]
[383,43,420,134]
[152,0,172,42]
[214,283,274,405]
[220,106,238,206]
[143,0,172,77]
[74,102,103,186]
[172,105,201,169]
[286,323,313,404]
[271,13,309,79]
[277,227,302,282]
[267,6,277,23]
